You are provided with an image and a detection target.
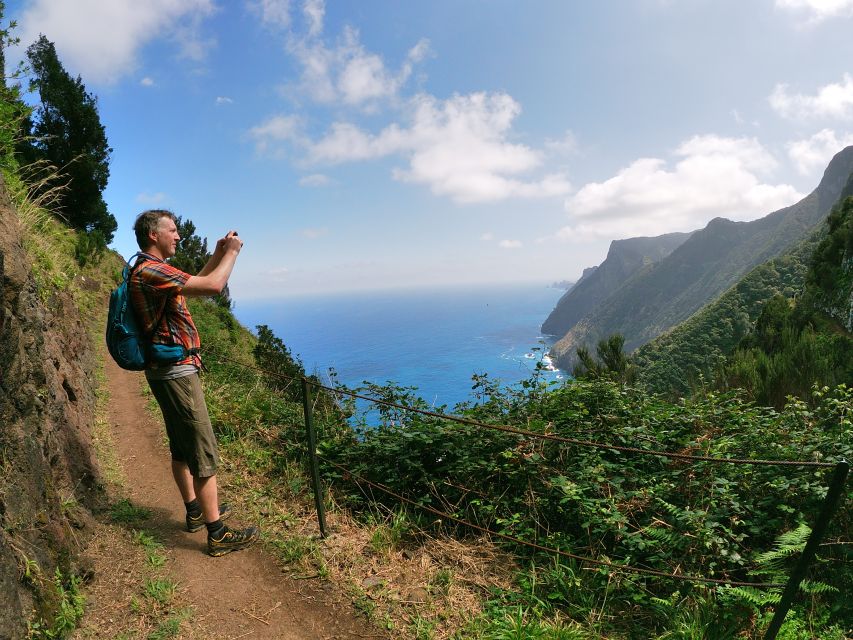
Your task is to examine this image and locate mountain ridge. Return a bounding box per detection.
[548,146,853,370]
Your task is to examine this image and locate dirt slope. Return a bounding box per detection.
[93,357,383,639]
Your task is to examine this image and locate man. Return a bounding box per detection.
[129,209,259,557]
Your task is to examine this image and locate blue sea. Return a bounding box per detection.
[234,283,566,410]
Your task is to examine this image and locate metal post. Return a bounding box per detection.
[764,459,849,640]
[301,378,328,538]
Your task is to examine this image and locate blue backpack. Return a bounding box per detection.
[105,253,188,370]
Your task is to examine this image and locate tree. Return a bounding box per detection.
[573,334,636,384]
[23,35,116,242]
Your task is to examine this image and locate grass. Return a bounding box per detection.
[27,570,86,639]
[110,498,153,526]
[143,577,178,607]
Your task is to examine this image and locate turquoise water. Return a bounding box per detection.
[234,283,565,410]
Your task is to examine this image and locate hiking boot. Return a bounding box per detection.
[207,525,260,557]
[186,503,232,533]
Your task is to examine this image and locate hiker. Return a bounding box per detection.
[128,209,259,557]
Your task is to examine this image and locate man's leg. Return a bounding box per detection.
[171,460,196,503]
[193,473,220,524]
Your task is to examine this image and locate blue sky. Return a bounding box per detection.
[8,0,853,299]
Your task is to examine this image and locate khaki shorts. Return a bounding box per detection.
[148,373,219,478]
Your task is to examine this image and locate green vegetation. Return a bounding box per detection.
[1,7,849,637]
[20,34,116,242]
[26,570,86,639]
[550,150,853,371]
[183,288,851,637]
[635,241,816,396]
[638,192,853,408]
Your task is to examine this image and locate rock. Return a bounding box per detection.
[361,576,386,589]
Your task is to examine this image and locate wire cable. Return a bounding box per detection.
[317,454,784,588]
[202,350,835,469]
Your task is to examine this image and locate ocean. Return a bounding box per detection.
[233,283,566,411]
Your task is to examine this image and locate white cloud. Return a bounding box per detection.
[558,135,803,241]
[140,76,155,87]
[303,0,325,38]
[215,96,234,105]
[302,92,570,203]
[248,114,305,153]
[770,74,853,120]
[250,0,292,28]
[498,239,522,249]
[545,130,578,157]
[299,173,332,187]
[279,1,429,108]
[250,1,564,204]
[18,0,217,84]
[776,0,853,21]
[301,227,328,238]
[787,128,853,175]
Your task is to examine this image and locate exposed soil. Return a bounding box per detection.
[83,357,386,639]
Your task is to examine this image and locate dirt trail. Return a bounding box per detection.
[103,357,382,640]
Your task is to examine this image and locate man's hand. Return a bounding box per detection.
[215,230,243,255]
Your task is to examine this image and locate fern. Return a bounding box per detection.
[752,523,811,575]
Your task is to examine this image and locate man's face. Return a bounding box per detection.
[151,217,180,258]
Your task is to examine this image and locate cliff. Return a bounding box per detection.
[542,232,691,337]
[0,176,106,637]
[549,146,853,370]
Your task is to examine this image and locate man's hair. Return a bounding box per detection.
[134,209,177,250]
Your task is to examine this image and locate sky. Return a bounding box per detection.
[7,0,853,299]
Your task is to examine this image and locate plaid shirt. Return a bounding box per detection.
[128,253,201,368]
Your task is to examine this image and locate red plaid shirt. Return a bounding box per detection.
[128,253,201,368]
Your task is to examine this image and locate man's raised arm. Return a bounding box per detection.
[182,231,242,297]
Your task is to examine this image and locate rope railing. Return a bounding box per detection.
[201,347,849,640]
[317,453,784,588]
[203,350,836,468]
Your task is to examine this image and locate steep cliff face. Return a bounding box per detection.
[549,146,853,370]
[541,232,691,337]
[0,177,104,637]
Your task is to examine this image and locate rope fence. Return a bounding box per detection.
[317,453,784,588]
[203,350,835,469]
[200,348,850,640]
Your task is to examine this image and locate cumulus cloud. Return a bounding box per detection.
[787,129,853,175]
[17,0,217,84]
[770,74,853,120]
[140,76,155,87]
[299,173,332,187]
[250,0,292,29]
[776,0,853,21]
[248,114,305,153]
[557,135,803,241]
[248,1,566,204]
[545,130,578,157]
[270,0,429,108]
[300,92,571,203]
[215,96,234,105]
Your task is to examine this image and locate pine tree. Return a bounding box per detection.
[24,35,116,242]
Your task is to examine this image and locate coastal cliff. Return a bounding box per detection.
[548,146,853,370]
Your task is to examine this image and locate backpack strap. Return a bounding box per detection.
[127,252,171,342]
